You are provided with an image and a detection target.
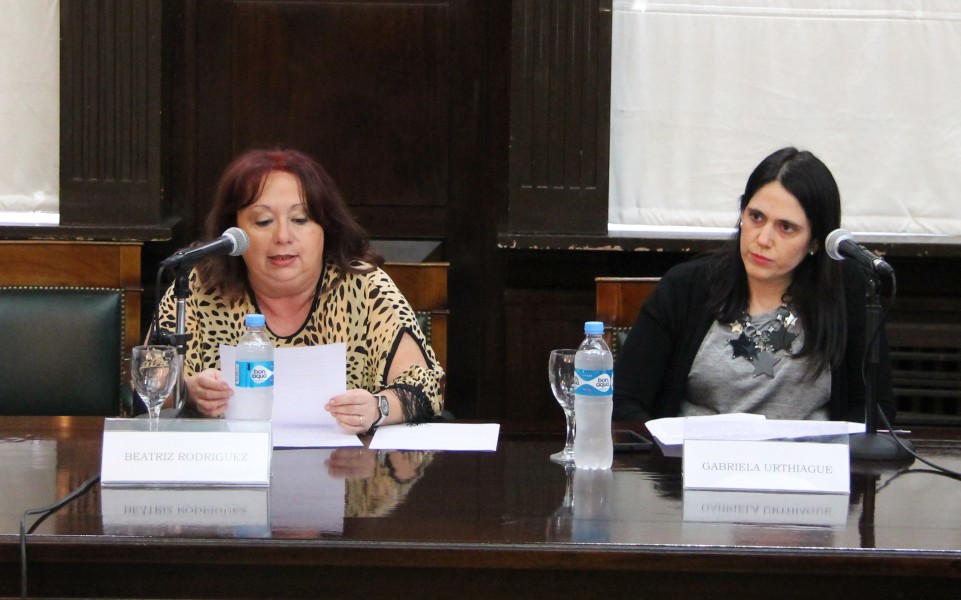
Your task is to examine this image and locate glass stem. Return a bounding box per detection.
[148,402,162,420]
[564,410,576,450]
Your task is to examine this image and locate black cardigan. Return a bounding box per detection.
[612,256,896,424]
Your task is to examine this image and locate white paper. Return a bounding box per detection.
[220,344,363,448]
[684,418,857,442]
[369,423,500,451]
[646,414,864,448]
[271,425,363,449]
[646,413,765,447]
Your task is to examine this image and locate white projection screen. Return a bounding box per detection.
[0,0,59,224]
[609,0,961,243]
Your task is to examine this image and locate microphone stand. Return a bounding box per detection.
[149,267,193,418]
[848,274,914,461]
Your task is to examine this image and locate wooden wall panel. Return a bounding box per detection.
[191,0,450,239]
[503,289,594,426]
[507,0,611,234]
[59,0,165,228]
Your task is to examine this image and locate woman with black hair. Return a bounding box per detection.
[613,147,895,424]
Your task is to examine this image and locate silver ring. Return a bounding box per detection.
[359,415,364,427]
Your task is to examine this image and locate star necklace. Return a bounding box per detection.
[728,304,799,378]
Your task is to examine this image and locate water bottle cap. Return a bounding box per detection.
[584,321,605,335]
[246,313,266,327]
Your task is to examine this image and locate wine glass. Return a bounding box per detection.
[131,345,180,423]
[549,349,578,463]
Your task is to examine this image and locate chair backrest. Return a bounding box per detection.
[595,277,660,361]
[0,286,125,415]
[382,262,449,370]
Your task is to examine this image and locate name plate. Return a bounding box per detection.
[683,438,849,494]
[101,418,271,486]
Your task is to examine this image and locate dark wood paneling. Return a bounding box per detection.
[507,0,611,234]
[189,0,450,239]
[59,0,166,228]
[503,289,594,426]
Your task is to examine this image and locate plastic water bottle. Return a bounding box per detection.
[226,313,274,420]
[573,321,613,469]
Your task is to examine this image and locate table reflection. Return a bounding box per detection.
[545,463,574,541]
[0,438,57,532]
[4,418,961,556]
[100,446,435,538]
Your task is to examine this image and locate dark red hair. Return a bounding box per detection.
[198,148,382,298]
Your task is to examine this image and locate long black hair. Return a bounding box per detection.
[706,147,845,376]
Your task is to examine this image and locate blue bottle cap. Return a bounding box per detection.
[246,313,266,327]
[584,321,604,335]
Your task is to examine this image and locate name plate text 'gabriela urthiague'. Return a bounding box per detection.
[682,419,850,494]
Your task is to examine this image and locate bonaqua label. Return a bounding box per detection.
[574,369,613,396]
[236,360,274,388]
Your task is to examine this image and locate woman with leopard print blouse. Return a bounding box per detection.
[155,148,445,432]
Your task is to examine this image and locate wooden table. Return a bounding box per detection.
[2,417,960,599]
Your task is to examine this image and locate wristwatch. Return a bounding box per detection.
[372,394,390,428]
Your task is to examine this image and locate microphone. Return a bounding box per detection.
[825,229,893,275]
[160,227,249,270]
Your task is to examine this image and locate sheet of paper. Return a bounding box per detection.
[646,413,765,447]
[221,343,362,448]
[369,423,500,451]
[646,413,865,448]
[271,425,362,448]
[684,418,862,442]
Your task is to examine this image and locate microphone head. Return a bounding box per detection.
[224,227,249,257]
[825,228,853,262]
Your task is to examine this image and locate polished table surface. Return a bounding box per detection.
[2,417,961,599]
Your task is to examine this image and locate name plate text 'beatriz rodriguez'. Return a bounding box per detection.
[101,418,271,486]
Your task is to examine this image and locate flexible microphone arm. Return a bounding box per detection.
[171,269,192,413]
[848,272,914,461]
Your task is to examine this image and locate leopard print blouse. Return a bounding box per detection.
[157,259,445,421]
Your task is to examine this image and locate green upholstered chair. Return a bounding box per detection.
[0,286,125,416]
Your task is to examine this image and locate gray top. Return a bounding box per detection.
[681,309,831,420]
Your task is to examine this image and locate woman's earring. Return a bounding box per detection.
[809,250,816,256]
